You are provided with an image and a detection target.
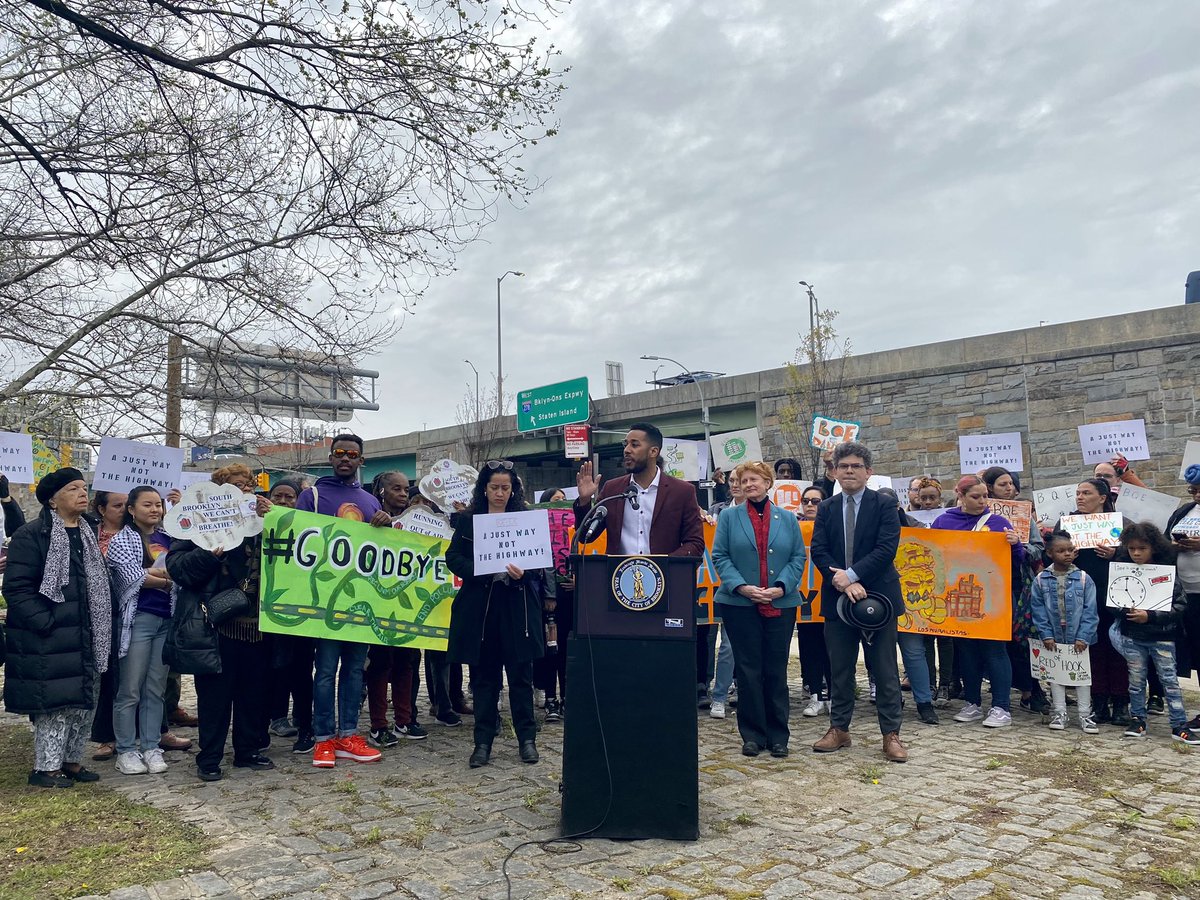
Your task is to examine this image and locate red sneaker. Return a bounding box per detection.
[312,740,336,768]
[334,734,381,763]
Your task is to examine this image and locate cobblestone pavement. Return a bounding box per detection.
[6,664,1200,900]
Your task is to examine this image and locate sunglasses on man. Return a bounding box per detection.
[331,448,362,460]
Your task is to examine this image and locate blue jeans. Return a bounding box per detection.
[959,638,1012,711]
[711,625,736,703]
[313,639,369,741]
[1108,624,1187,728]
[113,611,170,754]
[897,631,934,704]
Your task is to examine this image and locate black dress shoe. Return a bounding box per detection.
[64,766,101,782]
[197,767,223,782]
[741,741,761,757]
[917,702,940,725]
[469,745,491,768]
[28,770,74,789]
[233,754,275,770]
[519,740,540,764]
[769,744,789,758]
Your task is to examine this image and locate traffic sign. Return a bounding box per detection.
[517,377,589,433]
[564,424,590,459]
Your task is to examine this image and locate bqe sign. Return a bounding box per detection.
[517,377,589,433]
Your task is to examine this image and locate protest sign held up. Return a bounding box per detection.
[958,432,1024,473]
[986,498,1033,543]
[1060,513,1124,549]
[258,507,454,651]
[0,431,35,483]
[1077,419,1150,465]
[162,481,262,551]
[93,436,184,497]
[810,414,860,451]
[471,509,553,576]
[1106,563,1176,612]
[1030,644,1093,686]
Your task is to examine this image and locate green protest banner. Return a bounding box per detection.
[259,507,454,650]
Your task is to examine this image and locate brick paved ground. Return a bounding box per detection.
[4,661,1199,900]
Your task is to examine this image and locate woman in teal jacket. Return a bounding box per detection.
[712,461,807,758]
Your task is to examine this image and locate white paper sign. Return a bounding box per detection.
[908,509,943,527]
[958,432,1024,473]
[419,459,479,512]
[834,474,892,495]
[1106,563,1176,612]
[769,479,813,512]
[709,428,763,472]
[1032,483,1079,530]
[1180,440,1200,480]
[1171,508,1200,538]
[1116,485,1181,531]
[1060,513,1124,549]
[1030,644,1093,686]
[661,439,709,482]
[162,481,264,551]
[892,477,914,511]
[93,437,185,498]
[1077,419,1150,465]
[811,415,860,451]
[471,509,553,576]
[0,432,35,483]
[393,505,453,540]
[179,470,212,490]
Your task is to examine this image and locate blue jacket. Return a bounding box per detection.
[712,502,807,608]
[1030,567,1099,644]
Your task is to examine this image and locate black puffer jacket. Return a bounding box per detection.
[163,538,225,675]
[2,510,97,715]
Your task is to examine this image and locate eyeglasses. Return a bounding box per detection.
[801,497,821,505]
[485,460,514,471]
[836,463,866,471]
[331,448,361,460]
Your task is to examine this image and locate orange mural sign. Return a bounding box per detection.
[794,523,1012,638]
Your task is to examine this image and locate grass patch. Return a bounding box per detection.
[0,725,209,900]
[984,757,1006,771]
[523,788,549,811]
[612,876,633,891]
[359,826,383,846]
[859,764,884,785]
[1154,865,1200,889]
[733,812,755,826]
[1170,815,1197,831]
[394,813,434,849]
[1021,747,1128,793]
[1170,740,1193,755]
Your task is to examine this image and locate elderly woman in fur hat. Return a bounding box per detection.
[2,468,111,788]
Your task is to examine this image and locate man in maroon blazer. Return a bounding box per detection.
[573,422,704,557]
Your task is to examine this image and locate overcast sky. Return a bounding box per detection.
[350,1,1200,439]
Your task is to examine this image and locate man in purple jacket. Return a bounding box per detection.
[296,434,392,768]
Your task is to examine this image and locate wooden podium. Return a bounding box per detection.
[560,554,700,841]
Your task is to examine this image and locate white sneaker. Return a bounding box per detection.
[143,748,168,773]
[982,707,1013,728]
[1048,712,1068,730]
[115,751,148,775]
[709,701,726,719]
[1079,715,1100,735]
[802,696,827,717]
[953,703,983,723]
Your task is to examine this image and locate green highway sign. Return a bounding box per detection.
[517,377,589,433]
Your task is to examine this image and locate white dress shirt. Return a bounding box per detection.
[617,468,661,555]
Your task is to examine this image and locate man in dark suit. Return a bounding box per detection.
[573,422,704,557]
[809,441,908,762]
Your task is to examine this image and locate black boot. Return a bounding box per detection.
[1110,698,1131,727]
[469,744,491,768]
[519,740,539,764]
[1093,694,1111,724]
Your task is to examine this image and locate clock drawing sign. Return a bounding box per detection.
[1105,563,1176,612]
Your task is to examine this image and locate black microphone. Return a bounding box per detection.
[582,505,608,543]
[624,483,640,511]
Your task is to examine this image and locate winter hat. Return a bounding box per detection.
[35,467,85,505]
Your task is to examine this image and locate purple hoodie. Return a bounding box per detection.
[931,506,1025,565]
[296,475,382,522]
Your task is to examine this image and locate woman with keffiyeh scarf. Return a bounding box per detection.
[1,468,111,788]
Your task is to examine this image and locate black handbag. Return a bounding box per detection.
[203,586,251,625]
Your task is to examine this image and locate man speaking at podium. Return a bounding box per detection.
[574,422,704,558]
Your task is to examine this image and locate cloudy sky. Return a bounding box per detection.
[351,1,1200,439]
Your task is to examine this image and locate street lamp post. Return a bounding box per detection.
[798,280,820,349]
[464,359,480,418]
[640,353,713,506]
[496,270,524,408]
